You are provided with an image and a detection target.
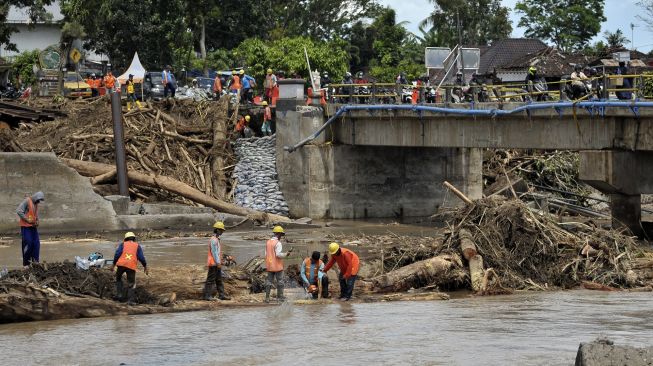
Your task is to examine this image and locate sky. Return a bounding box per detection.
[378,0,653,53]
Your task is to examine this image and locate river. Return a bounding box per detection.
[1,290,652,365]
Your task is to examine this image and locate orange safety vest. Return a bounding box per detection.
[265,238,283,272]
[264,106,272,121]
[304,258,323,282]
[207,236,220,266]
[231,75,241,90]
[213,77,222,93]
[116,240,139,271]
[18,198,37,227]
[104,75,115,89]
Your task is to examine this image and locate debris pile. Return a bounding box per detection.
[440,197,645,290]
[12,97,236,204]
[233,135,289,216]
[0,261,156,303]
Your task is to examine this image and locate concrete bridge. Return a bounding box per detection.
[274,95,653,235]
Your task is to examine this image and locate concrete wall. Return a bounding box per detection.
[0,153,120,234]
[276,108,482,219]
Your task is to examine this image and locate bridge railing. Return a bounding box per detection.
[325,74,653,104]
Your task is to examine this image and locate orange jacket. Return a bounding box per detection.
[264,106,272,121]
[116,241,139,270]
[18,198,37,227]
[324,248,359,279]
[104,75,115,89]
[213,76,222,93]
[231,75,241,90]
[265,238,284,272]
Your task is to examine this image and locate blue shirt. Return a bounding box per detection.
[113,242,147,267]
[300,260,324,285]
[209,235,221,265]
[162,70,176,84]
[242,75,255,89]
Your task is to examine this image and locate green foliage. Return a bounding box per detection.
[603,29,629,48]
[11,50,40,86]
[421,0,512,48]
[643,72,653,98]
[515,0,606,52]
[232,37,350,84]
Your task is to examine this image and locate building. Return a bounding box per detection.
[1,2,64,60]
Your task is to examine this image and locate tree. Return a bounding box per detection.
[637,1,653,31]
[604,29,629,49]
[420,0,512,47]
[515,0,606,52]
[60,0,189,70]
[1,0,54,52]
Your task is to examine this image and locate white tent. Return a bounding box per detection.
[117,52,146,83]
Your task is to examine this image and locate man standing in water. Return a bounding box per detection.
[203,221,231,301]
[264,225,293,303]
[322,242,359,301]
[16,192,44,268]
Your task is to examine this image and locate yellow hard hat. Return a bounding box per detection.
[124,231,136,240]
[245,115,251,122]
[272,225,285,234]
[267,68,273,74]
[261,101,268,106]
[239,69,245,75]
[231,70,236,75]
[328,242,340,255]
[213,221,225,230]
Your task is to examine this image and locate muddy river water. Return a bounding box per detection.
[1,221,653,365]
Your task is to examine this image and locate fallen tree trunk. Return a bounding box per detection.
[90,169,117,185]
[62,158,290,223]
[458,229,478,260]
[211,98,229,199]
[371,254,465,293]
[469,255,484,292]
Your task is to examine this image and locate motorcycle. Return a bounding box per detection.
[425,87,438,103]
[523,77,550,102]
[0,83,23,99]
[562,76,592,100]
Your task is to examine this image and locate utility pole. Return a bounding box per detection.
[457,10,465,83]
[630,23,637,51]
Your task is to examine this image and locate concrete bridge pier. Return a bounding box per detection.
[580,150,653,236]
[275,105,482,219]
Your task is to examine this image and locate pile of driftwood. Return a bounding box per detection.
[0,262,155,303]
[441,196,647,292]
[14,97,236,203]
[484,149,590,204]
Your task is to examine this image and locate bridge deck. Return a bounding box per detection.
[323,102,653,150]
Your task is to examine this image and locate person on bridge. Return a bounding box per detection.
[16,191,44,268]
[300,251,329,299]
[264,225,293,303]
[322,242,359,301]
[240,70,256,104]
[203,221,231,301]
[262,101,273,136]
[264,69,277,103]
[112,232,148,305]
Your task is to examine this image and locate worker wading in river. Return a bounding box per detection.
[322,242,359,301]
[203,221,231,301]
[264,225,293,303]
[300,251,329,299]
[112,232,148,305]
[16,191,44,268]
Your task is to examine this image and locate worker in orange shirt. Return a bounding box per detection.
[235,115,250,138]
[264,225,293,303]
[322,242,359,301]
[104,71,116,94]
[229,70,241,99]
[112,232,148,305]
[213,73,223,98]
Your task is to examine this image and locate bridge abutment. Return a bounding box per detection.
[276,107,482,219]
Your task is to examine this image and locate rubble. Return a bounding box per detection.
[233,135,289,216]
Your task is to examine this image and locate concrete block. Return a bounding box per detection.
[105,195,130,215]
